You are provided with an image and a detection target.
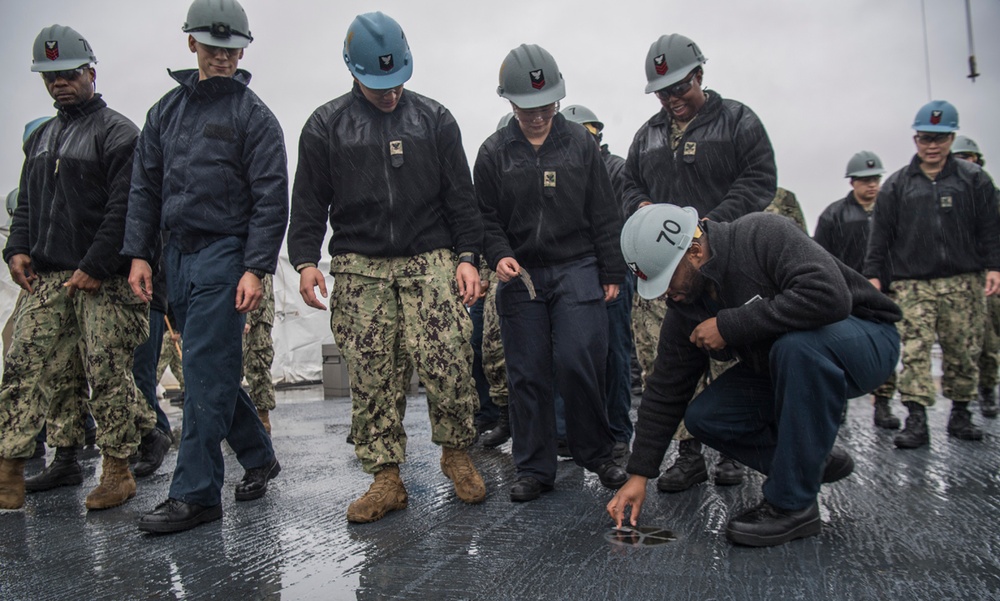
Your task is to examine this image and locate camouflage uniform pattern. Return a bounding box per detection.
[895,272,986,406]
[978,295,1000,390]
[330,249,478,474]
[0,272,150,459]
[631,294,668,382]
[481,271,508,408]
[765,187,809,234]
[157,320,184,389]
[243,274,276,411]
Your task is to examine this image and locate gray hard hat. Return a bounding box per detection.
[845,151,885,178]
[644,34,706,94]
[561,105,603,131]
[183,0,253,49]
[6,188,19,217]
[497,44,566,109]
[952,135,982,157]
[621,204,700,300]
[31,25,97,72]
[497,112,514,131]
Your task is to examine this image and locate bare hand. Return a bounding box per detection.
[63,269,101,298]
[478,277,489,299]
[235,271,263,313]
[244,322,251,335]
[690,317,726,351]
[603,284,620,303]
[606,475,648,528]
[128,258,153,302]
[8,254,37,294]
[455,262,481,306]
[986,271,1000,297]
[298,266,328,311]
[868,278,881,292]
[496,257,520,283]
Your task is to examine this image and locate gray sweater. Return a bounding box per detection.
[627,213,901,478]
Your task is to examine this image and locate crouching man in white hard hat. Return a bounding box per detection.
[607,205,902,546]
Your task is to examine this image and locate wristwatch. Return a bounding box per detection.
[458,252,479,266]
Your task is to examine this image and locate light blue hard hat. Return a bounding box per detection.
[344,12,413,89]
[912,100,958,133]
[23,117,52,143]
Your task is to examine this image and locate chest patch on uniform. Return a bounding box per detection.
[684,141,697,156]
[389,140,403,155]
[940,195,953,209]
[543,171,557,188]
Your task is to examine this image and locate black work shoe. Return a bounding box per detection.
[138,498,222,534]
[657,440,707,492]
[480,409,511,448]
[25,447,83,492]
[821,445,855,483]
[948,403,984,441]
[133,429,173,479]
[726,500,821,547]
[979,386,999,418]
[873,396,901,430]
[595,461,628,489]
[509,477,553,502]
[234,459,281,501]
[713,456,745,486]
[556,439,573,459]
[894,402,929,449]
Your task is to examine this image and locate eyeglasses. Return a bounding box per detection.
[914,133,952,145]
[369,84,403,98]
[654,70,698,100]
[514,104,558,123]
[40,67,87,84]
[853,176,881,185]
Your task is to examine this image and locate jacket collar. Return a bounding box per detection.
[904,152,958,180]
[506,112,569,148]
[56,93,106,120]
[697,220,729,287]
[169,68,251,100]
[649,89,721,129]
[350,81,410,116]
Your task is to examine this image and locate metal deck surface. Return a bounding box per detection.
[2,386,999,600]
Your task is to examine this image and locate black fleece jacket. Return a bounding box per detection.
[627,213,901,478]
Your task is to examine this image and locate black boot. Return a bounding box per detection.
[979,386,999,418]
[713,455,744,486]
[24,446,83,492]
[948,401,983,441]
[894,401,929,449]
[873,395,901,430]
[133,429,174,478]
[657,440,707,492]
[480,405,511,448]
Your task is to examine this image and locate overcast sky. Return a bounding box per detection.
[1,0,998,232]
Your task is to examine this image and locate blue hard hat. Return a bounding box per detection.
[343,12,413,89]
[23,117,52,143]
[912,100,959,133]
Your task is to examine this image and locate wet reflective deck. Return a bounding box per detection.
[3,387,1000,600]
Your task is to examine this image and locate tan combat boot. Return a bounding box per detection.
[257,410,271,435]
[85,456,136,510]
[0,458,26,509]
[441,447,486,504]
[346,464,408,523]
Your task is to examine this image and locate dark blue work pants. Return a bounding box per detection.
[165,237,274,507]
[132,308,170,434]
[497,257,616,485]
[686,317,900,511]
[468,297,498,426]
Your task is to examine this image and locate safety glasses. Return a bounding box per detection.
[654,70,698,100]
[40,67,87,84]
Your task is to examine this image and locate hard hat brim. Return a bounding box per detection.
[31,60,92,73]
[353,61,413,90]
[189,30,250,49]
[644,70,691,95]
[913,125,957,133]
[846,168,885,178]
[503,80,566,109]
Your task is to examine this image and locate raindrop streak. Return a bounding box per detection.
[605,526,678,547]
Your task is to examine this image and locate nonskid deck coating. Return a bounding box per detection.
[2,385,999,600]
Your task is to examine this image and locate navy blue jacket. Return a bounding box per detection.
[864,155,1000,282]
[123,69,288,274]
[814,191,875,274]
[5,95,138,279]
[289,84,481,266]
[475,115,625,285]
[621,91,776,222]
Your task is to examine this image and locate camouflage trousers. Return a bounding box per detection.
[157,324,184,389]
[895,272,986,406]
[978,295,1000,390]
[330,249,478,474]
[632,293,668,382]
[243,274,276,411]
[481,271,508,408]
[0,272,151,459]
